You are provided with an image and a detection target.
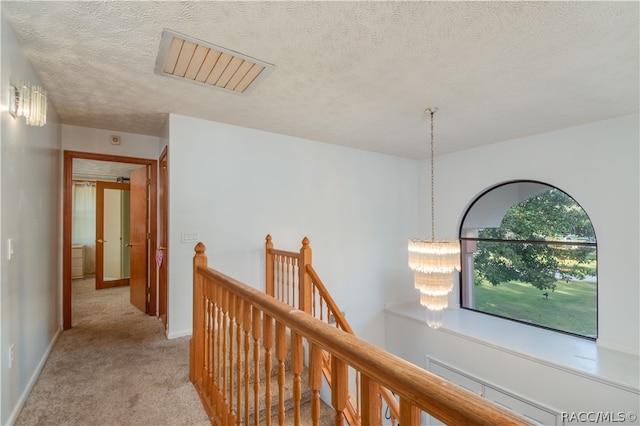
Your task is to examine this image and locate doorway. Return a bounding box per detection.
[63,151,158,330]
[95,180,130,289]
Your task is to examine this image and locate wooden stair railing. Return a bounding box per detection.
[306,265,402,424]
[190,242,531,426]
[265,235,399,425]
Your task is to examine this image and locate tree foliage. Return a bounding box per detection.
[474,189,595,291]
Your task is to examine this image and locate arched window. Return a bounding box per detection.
[459,181,597,339]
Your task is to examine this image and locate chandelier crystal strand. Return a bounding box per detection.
[408,107,461,321]
[420,292,449,311]
[408,239,461,273]
[427,309,444,329]
[414,271,454,296]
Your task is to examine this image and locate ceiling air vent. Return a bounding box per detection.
[155,29,273,95]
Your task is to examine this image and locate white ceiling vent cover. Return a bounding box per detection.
[155,29,273,95]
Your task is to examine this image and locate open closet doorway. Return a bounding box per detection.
[63,151,158,330]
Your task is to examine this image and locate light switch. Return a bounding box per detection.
[7,238,14,260]
[181,232,198,243]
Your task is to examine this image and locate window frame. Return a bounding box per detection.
[458,180,598,340]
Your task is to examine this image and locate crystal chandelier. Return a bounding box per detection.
[408,108,460,327]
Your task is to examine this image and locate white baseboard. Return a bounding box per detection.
[166,328,192,339]
[7,325,63,425]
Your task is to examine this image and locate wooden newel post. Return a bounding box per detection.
[299,237,312,314]
[190,242,208,383]
[265,234,274,297]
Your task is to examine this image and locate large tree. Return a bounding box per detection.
[474,189,595,291]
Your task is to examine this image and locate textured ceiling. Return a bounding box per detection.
[2,1,638,159]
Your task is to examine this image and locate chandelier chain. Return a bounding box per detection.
[429,108,436,241]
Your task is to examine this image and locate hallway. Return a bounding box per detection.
[15,278,208,425]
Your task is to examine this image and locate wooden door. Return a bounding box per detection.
[129,166,148,313]
[95,181,130,290]
[158,148,168,326]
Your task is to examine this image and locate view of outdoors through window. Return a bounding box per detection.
[461,183,597,339]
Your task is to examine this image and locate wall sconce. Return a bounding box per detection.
[9,81,47,126]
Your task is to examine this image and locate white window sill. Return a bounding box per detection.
[385,301,639,394]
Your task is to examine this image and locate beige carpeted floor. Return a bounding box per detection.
[15,278,210,426]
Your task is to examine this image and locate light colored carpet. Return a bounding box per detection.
[15,278,210,426]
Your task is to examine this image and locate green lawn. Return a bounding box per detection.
[474,279,597,337]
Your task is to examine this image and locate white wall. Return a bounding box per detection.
[0,15,62,425]
[443,114,638,355]
[62,124,160,159]
[386,114,639,418]
[166,114,419,344]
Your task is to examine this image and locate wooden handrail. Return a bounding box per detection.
[305,265,353,334]
[269,236,398,423]
[266,236,363,423]
[193,256,530,426]
[306,264,381,424]
[308,264,403,422]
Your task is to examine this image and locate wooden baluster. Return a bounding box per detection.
[228,293,237,425]
[210,297,217,399]
[206,283,216,405]
[331,355,348,426]
[213,288,220,405]
[275,322,287,425]
[286,257,292,306]
[400,397,420,425]
[221,287,229,425]
[235,297,243,425]
[243,300,251,425]
[360,374,381,425]
[263,314,274,426]
[203,296,211,398]
[292,258,296,307]
[215,284,223,419]
[282,256,286,302]
[279,256,284,302]
[252,307,262,426]
[265,235,274,297]
[309,344,322,426]
[278,256,284,303]
[212,292,219,402]
[356,370,361,424]
[293,259,299,310]
[191,243,207,384]
[293,258,298,307]
[273,255,278,300]
[291,331,303,425]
